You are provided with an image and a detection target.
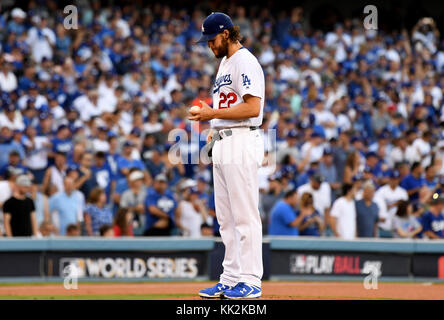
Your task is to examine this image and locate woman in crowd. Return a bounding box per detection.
[392,200,423,238]
[113,207,134,237]
[343,151,361,185]
[298,192,324,236]
[84,187,113,236]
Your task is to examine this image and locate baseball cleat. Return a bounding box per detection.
[199,283,231,298]
[222,282,261,299]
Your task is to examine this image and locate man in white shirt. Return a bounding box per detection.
[17,83,48,110]
[27,15,56,63]
[330,183,357,240]
[0,61,18,92]
[0,104,25,131]
[297,172,331,225]
[73,90,101,122]
[325,23,352,63]
[98,74,118,113]
[300,132,325,165]
[312,99,337,140]
[374,170,409,236]
[411,131,432,167]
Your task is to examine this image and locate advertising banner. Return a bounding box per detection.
[46,251,208,279]
[271,251,411,277]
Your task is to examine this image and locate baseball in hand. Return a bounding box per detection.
[189,105,201,114]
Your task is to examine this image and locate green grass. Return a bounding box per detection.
[0,293,195,300]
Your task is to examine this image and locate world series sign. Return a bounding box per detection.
[45,251,208,279]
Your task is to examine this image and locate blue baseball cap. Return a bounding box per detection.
[197,12,233,43]
[389,170,401,179]
[287,129,298,139]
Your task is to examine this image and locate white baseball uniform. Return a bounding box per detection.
[210,47,265,288]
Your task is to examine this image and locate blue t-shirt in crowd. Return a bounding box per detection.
[268,200,298,236]
[92,163,115,198]
[355,199,379,237]
[144,187,177,230]
[0,143,25,168]
[0,163,28,178]
[49,191,81,236]
[400,174,426,201]
[51,138,73,154]
[116,156,145,181]
[298,209,322,236]
[425,178,438,190]
[421,211,444,238]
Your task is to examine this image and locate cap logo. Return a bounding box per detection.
[202,25,205,32]
[219,25,224,29]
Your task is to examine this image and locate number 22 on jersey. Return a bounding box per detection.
[219,92,237,109]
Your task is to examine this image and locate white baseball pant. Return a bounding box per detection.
[212,127,264,288]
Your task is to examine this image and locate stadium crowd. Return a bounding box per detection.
[0,2,444,239]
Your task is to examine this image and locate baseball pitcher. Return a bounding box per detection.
[189,12,265,299]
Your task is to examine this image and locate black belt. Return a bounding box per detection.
[207,127,259,158]
[214,126,258,141]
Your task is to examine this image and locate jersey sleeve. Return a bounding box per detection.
[234,55,264,100]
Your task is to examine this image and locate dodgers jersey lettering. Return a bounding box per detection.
[210,47,265,129]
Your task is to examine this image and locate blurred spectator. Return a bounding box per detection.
[42,151,67,195]
[113,208,134,237]
[261,173,285,229]
[30,183,49,226]
[66,223,81,237]
[116,141,146,182]
[84,187,113,236]
[22,125,51,184]
[343,151,361,184]
[319,147,341,199]
[268,189,305,236]
[330,183,356,239]
[300,132,325,165]
[3,175,37,237]
[0,60,18,92]
[27,14,56,63]
[0,150,28,179]
[0,169,17,235]
[355,180,382,238]
[400,162,428,202]
[144,174,177,236]
[177,180,209,237]
[374,170,409,238]
[297,171,331,231]
[421,193,444,239]
[298,192,324,236]
[74,152,99,199]
[392,200,422,238]
[37,220,57,237]
[99,225,115,238]
[200,222,214,236]
[120,170,146,234]
[92,151,116,199]
[49,176,83,236]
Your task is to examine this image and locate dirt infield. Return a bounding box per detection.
[0,281,443,299]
